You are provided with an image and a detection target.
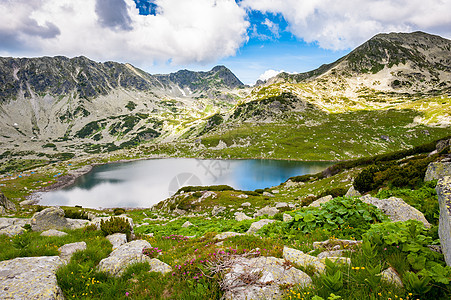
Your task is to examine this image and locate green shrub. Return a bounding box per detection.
[113,208,126,215]
[63,208,89,220]
[176,185,235,194]
[301,195,317,206]
[100,217,132,241]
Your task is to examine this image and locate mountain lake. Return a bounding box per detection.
[36,158,333,208]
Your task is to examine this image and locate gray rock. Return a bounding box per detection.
[436,138,451,153]
[360,195,430,228]
[148,258,172,274]
[0,206,5,215]
[283,246,325,274]
[345,185,361,198]
[173,208,186,215]
[313,239,362,250]
[0,256,65,299]
[272,190,280,194]
[254,206,279,217]
[59,242,87,262]
[41,229,68,237]
[235,212,252,221]
[308,195,333,207]
[241,202,251,207]
[262,192,275,197]
[215,232,244,240]
[31,207,68,232]
[211,206,226,216]
[237,194,249,199]
[182,221,194,228]
[247,219,276,235]
[283,213,293,222]
[425,162,451,181]
[0,217,29,229]
[317,250,346,259]
[0,190,16,211]
[381,267,403,287]
[20,199,39,206]
[275,202,288,209]
[223,256,312,300]
[0,225,25,236]
[97,240,152,276]
[66,218,90,229]
[106,233,128,250]
[436,176,451,266]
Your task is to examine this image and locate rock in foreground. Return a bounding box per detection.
[436,176,451,266]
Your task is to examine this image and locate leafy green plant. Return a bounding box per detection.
[100,217,132,241]
[63,208,89,220]
[321,259,344,292]
[113,208,126,215]
[402,271,432,295]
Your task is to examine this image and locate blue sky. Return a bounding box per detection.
[0,0,450,84]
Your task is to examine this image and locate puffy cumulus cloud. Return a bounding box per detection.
[241,0,451,50]
[0,0,249,65]
[257,69,294,81]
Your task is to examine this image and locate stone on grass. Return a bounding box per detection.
[223,256,312,300]
[262,192,275,197]
[0,224,25,236]
[283,213,293,222]
[107,233,128,250]
[425,162,451,181]
[241,202,251,207]
[0,190,16,211]
[211,206,226,216]
[308,195,333,208]
[275,202,288,209]
[317,250,346,259]
[436,176,451,266]
[381,267,403,287]
[0,256,64,299]
[59,242,87,263]
[97,240,152,276]
[41,229,67,237]
[345,186,361,198]
[254,206,279,217]
[247,219,276,235]
[0,206,5,215]
[182,221,194,228]
[66,218,90,230]
[148,258,172,274]
[360,195,430,228]
[20,199,38,206]
[215,232,243,240]
[235,212,252,221]
[283,246,325,274]
[31,207,68,232]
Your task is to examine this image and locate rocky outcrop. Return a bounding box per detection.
[283,246,326,274]
[0,224,25,236]
[345,185,361,198]
[58,242,87,263]
[234,212,252,221]
[31,207,69,232]
[360,195,430,228]
[283,213,293,222]
[425,162,451,181]
[436,176,451,266]
[308,195,333,208]
[254,206,279,217]
[66,218,90,229]
[381,267,403,287]
[223,256,312,300]
[148,258,172,274]
[41,229,68,237]
[182,221,194,228]
[0,218,29,236]
[247,219,276,235]
[97,240,152,276]
[0,256,65,299]
[0,190,16,211]
[106,233,128,250]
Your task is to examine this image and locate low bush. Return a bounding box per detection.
[63,208,89,220]
[100,217,132,241]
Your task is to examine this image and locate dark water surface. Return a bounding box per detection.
[38,158,333,208]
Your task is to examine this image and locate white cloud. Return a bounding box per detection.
[241,0,451,50]
[0,0,249,66]
[258,69,288,81]
[262,18,279,38]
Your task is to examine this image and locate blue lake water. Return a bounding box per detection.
[37,158,333,208]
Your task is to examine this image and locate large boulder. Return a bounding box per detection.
[0,218,29,236]
[345,186,361,198]
[283,246,326,274]
[97,240,152,276]
[223,256,312,300]
[247,219,276,235]
[254,206,279,217]
[148,258,172,274]
[58,242,87,263]
[106,233,128,250]
[0,256,65,299]
[0,225,25,236]
[425,162,451,181]
[235,212,252,221]
[0,190,16,211]
[31,207,69,232]
[360,195,430,228]
[436,177,451,266]
[308,195,333,208]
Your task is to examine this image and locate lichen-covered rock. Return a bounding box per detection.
[436,176,451,266]
[283,246,325,274]
[308,195,333,208]
[345,186,361,198]
[182,221,194,228]
[0,224,25,236]
[247,219,276,235]
[0,256,64,299]
[223,256,312,300]
[97,240,151,276]
[235,212,252,221]
[254,206,279,217]
[66,218,90,229]
[41,229,68,237]
[360,195,430,228]
[317,250,346,259]
[283,213,293,222]
[31,207,68,232]
[215,232,243,240]
[148,258,172,274]
[107,233,128,250]
[425,162,451,181]
[0,190,16,211]
[59,242,87,262]
[381,267,403,287]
